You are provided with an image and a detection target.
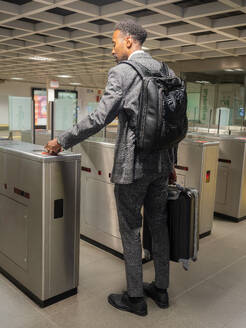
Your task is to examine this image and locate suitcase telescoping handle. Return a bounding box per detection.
[168,183,183,201]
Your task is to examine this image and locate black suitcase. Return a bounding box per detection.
[143,184,199,270]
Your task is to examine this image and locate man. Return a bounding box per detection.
[46,20,177,316]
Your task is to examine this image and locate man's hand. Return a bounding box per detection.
[45,138,62,155]
[169,167,177,185]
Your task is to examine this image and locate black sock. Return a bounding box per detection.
[129,296,144,303]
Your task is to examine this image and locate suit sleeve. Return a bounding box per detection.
[57,67,123,150]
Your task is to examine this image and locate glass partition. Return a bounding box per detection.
[29,89,79,145]
[54,98,76,131]
[9,96,32,141]
[186,79,245,134]
[55,90,78,125]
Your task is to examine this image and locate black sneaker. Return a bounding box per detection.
[108,292,147,316]
[143,282,169,309]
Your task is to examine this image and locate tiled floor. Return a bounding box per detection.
[1,217,246,328]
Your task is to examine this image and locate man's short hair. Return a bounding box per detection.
[115,20,147,45]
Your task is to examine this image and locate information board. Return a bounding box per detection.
[8,96,32,131]
[34,94,47,126]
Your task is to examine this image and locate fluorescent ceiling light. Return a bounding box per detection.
[57,75,72,78]
[224,69,234,72]
[196,80,210,84]
[70,82,81,85]
[235,68,244,71]
[29,56,56,62]
[11,77,24,80]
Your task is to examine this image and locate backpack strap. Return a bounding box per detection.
[161,62,170,77]
[120,60,169,79]
[119,60,153,79]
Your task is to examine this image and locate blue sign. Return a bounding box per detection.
[239,108,245,117]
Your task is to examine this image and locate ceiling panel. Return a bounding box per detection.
[90,19,112,25]
[2,0,32,4]
[0,0,245,87]
[19,18,41,24]
[176,0,217,8]
[47,8,76,16]
[81,0,121,5]
[128,9,156,18]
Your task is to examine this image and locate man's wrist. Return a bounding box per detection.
[56,137,62,148]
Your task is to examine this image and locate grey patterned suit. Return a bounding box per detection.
[58,51,176,297]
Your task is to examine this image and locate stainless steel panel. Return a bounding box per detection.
[47,160,80,297]
[0,140,81,304]
[187,133,246,220]
[84,177,120,238]
[75,139,123,253]
[177,139,219,235]
[0,195,28,271]
[199,145,219,234]
[0,140,80,163]
[0,153,44,298]
[215,166,229,205]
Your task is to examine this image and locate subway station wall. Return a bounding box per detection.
[0,81,104,126]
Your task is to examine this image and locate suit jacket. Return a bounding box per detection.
[58,51,176,184]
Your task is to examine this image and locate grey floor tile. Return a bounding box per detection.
[174,279,246,328]
[14,317,58,328]
[2,216,246,328]
[48,293,145,328]
[224,310,246,328]
[200,218,246,247]
[0,277,57,328]
[206,255,246,299]
[146,308,209,328]
[143,239,245,301]
[79,240,113,265]
[43,258,126,316]
[78,255,125,292]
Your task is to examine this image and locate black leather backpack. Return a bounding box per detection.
[120,60,188,154]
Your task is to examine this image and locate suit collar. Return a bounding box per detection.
[128,50,144,60]
[128,51,151,60]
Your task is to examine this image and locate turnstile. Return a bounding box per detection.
[73,139,122,255]
[73,137,219,258]
[188,133,246,222]
[0,141,81,307]
[176,139,219,237]
[215,137,246,221]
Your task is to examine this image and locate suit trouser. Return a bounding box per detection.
[114,173,170,297]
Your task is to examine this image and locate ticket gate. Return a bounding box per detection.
[188,133,246,222]
[176,139,219,237]
[72,139,122,255]
[215,137,246,221]
[73,137,219,259]
[0,141,81,307]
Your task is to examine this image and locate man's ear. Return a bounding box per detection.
[125,35,133,49]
